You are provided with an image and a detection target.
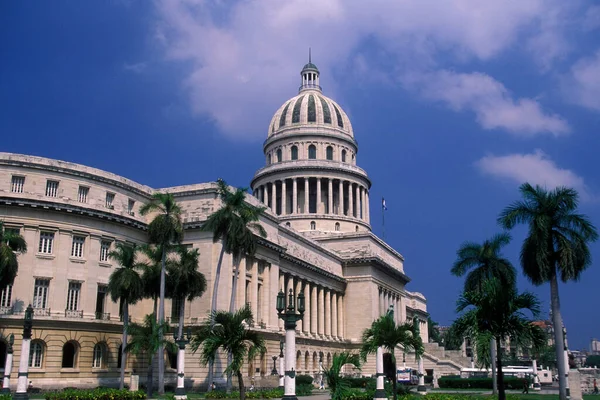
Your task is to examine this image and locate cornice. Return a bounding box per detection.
[264,129,358,150]
[251,161,371,188]
[343,256,411,285]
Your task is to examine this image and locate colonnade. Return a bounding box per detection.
[379,286,403,324]
[279,272,344,339]
[254,177,369,223]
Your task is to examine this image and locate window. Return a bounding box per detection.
[45,180,59,197]
[71,236,85,258]
[11,176,25,193]
[0,284,12,307]
[171,296,183,321]
[66,282,81,311]
[341,150,347,162]
[100,241,111,262]
[127,199,135,215]
[117,344,123,369]
[355,225,359,232]
[308,145,316,159]
[167,349,178,369]
[326,146,333,160]
[291,146,298,160]
[335,223,340,231]
[310,221,316,230]
[33,279,50,309]
[62,341,77,368]
[29,341,44,368]
[105,192,115,209]
[92,343,106,368]
[78,186,89,203]
[267,154,272,165]
[38,232,54,254]
[95,285,107,319]
[276,149,282,163]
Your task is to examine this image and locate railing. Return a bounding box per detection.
[65,309,84,318]
[33,308,51,316]
[95,312,111,321]
[0,306,13,315]
[299,83,322,91]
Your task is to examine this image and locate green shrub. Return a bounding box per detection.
[0,394,12,400]
[296,383,313,396]
[437,376,527,389]
[206,388,284,399]
[44,388,146,400]
[341,388,371,400]
[205,390,229,399]
[296,374,314,386]
[424,375,433,384]
[345,377,373,388]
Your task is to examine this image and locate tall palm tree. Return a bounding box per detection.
[450,233,516,394]
[126,313,178,397]
[140,244,174,317]
[190,304,265,400]
[453,278,546,400]
[140,192,183,394]
[498,183,598,400]
[107,242,145,390]
[0,222,27,290]
[322,352,361,400]
[360,312,423,400]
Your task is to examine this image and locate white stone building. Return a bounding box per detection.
[0,61,469,390]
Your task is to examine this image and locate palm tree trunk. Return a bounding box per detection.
[392,359,398,400]
[120,301,129,390]
[238,371,246,400]
[550,273,568,400]
[226,352,233,393]
[147,354,154,398]
[226,254,239,393]
[207,240,227,391]
[157,245,167,394]
[491,338,497,395]
[496,340,505,400]
[153,296,158,319]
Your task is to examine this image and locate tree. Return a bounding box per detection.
[126,313,178,397]
[201,179,266,389]
[190,304,265,400]
[0,222,27,290]
[140,244,174,316]
[360,312,423,400]
[322,352,361,400]
[440,325,464,351]
[427,317,441,343]
[453,278,546,400]
[140,192,183,394]
[585,355,600,368]
[534,344,557,370]
[498,183,598,400]
[107,243,145,389]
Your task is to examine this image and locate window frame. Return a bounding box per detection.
[71,236,85,258]
[105,192,115,209]
[66,281,82,311]
[78,186,89,203]
[38,232,54,254]
[100,240,111,262]
[0,284,12,308]
[33,278,50,309]
[291,146,298,160]
[45,180,59,197]
[308,145,317,160]
[326,146,333,161]
[29,341,45,368]
[11,175,25,193]
[92,343,106,369]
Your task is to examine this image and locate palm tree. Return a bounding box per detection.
[451,232,516,394]
[190,304,265,400]
[453,278,546,400]
[0,222,27,290]
[140,192,183,394]
[360,312,423,400]
[126,313,178,397]
[107,242,145,389]
[498,183,598,400]
[140,244,173,317]
[322,352,361,400]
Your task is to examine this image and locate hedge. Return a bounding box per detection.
[296,374,314,386]
[205,389,284,399]
[44,389,146,400]
[437,376,528,389]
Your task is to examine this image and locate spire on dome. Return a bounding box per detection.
[300,49,321,92]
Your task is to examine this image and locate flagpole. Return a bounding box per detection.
[382,197,386,241]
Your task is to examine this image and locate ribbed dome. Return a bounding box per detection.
[268,90,354,138]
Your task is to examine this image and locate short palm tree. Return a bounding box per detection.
[140,192,183,394]
[453,278,546,400]
[0,222,27,290]
[190,304,265,400]
[322,352,361,400]
[498,183,598,400]
[107,242,145,389]
[126,313,177,397]
[360,312,423,400]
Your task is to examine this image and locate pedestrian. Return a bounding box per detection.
[593,378,598,394]
[522,380,529,394]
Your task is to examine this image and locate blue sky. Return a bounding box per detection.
[1,1,600,350]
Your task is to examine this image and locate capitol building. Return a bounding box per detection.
[0,61,471,389]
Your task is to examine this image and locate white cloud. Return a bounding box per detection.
[154,0,572,137]
[123,62,147,73]
[402,70,570,136]
[476,150,592,200]
[563,50,600,112]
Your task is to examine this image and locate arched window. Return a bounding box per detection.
[92,343,106,368]
[291,146,298,160]
[29,341,44,368]
[308,145,316,159]
[296,350,301,370]
[276,148,282,163]
[305,351,310,370]
[267,154,272,165]
[327,353,332,368]
[310,221,316,230]
[313,352,318,370]
[117,344,123,369]
[285,222,291,227]
[355,225,359,232]
[62,341,78,368]
[326,146,333,160]
[335,223,340,231]
[341,150,347,162]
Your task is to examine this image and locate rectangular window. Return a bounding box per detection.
[78,186,89,203]
[95,285,107,317]
[171,297,183,320]
[38,232,54,254]
[71,236,85,258]
[100,241,111,262]
[11,176,25,193]
[66,282,81,311]
[33,279,50,309]
[127,199,135,215]
[0,284,12,307]
[105,192,115,209]
[45,180,59,197]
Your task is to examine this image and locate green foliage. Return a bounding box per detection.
[107,243,145,305]
[345,377,372,388]
[296,383,314,396]
[437,376,528,389]
[125,313,177,357]
[339,388,371,400]
[204,389,283,399]
[0,394,11,400]
[322,352,362,400]
[428,317,441,344]
[440,325,465,351]
[296,374,314,385]
[139,192,183,247]
[0,221,27,290]
[44,388,147,400]
[585,354,600,367]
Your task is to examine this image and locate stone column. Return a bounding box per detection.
[338,180,344,215]
[251,260,259,318]
[365,190,370,223]
[279,274,285,330]
[304,178,309,214]
[374,347,386,400]
[16,333,31,399]
[360,187,365,220]
[532,359,541,390]
[310,284,318,335]
[282,180,287,216]
[324,289,331,337]
[292,178,298,214]
[303,281,310,334]
[295,279,303,332]
[316,178,322,214]
[263,185,268,206]
[331,292,338,338]
[175,344,186,398]
[2,338,13,393]
[355,185,360,219]
[348,183,354,218]
[271,181,277,214]
[327,179,333,214]
[318,287,325,336]
[337,295,344,338]
[284,324,297,399]
[379,288,383,315]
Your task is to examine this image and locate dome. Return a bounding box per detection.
[268,90,354,138]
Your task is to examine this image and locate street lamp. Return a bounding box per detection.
[413,316,426,395]
[2,334,15,393]
[15,304,34,400]
[173,327,192,400]
[276,289,305,400]
[278,340,284,389]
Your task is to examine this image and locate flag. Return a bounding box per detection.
[382,198,388,211]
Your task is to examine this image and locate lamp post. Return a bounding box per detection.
[532,359,541,391]
[2,334,14,393]
[470,355,475,369]
[276,289,305,400]
[563,326,570,399]
[278,341,284,389]
[271,356,278,376]
[173,327,192,400]
[413,316,426,395]
[15,304,33,400]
